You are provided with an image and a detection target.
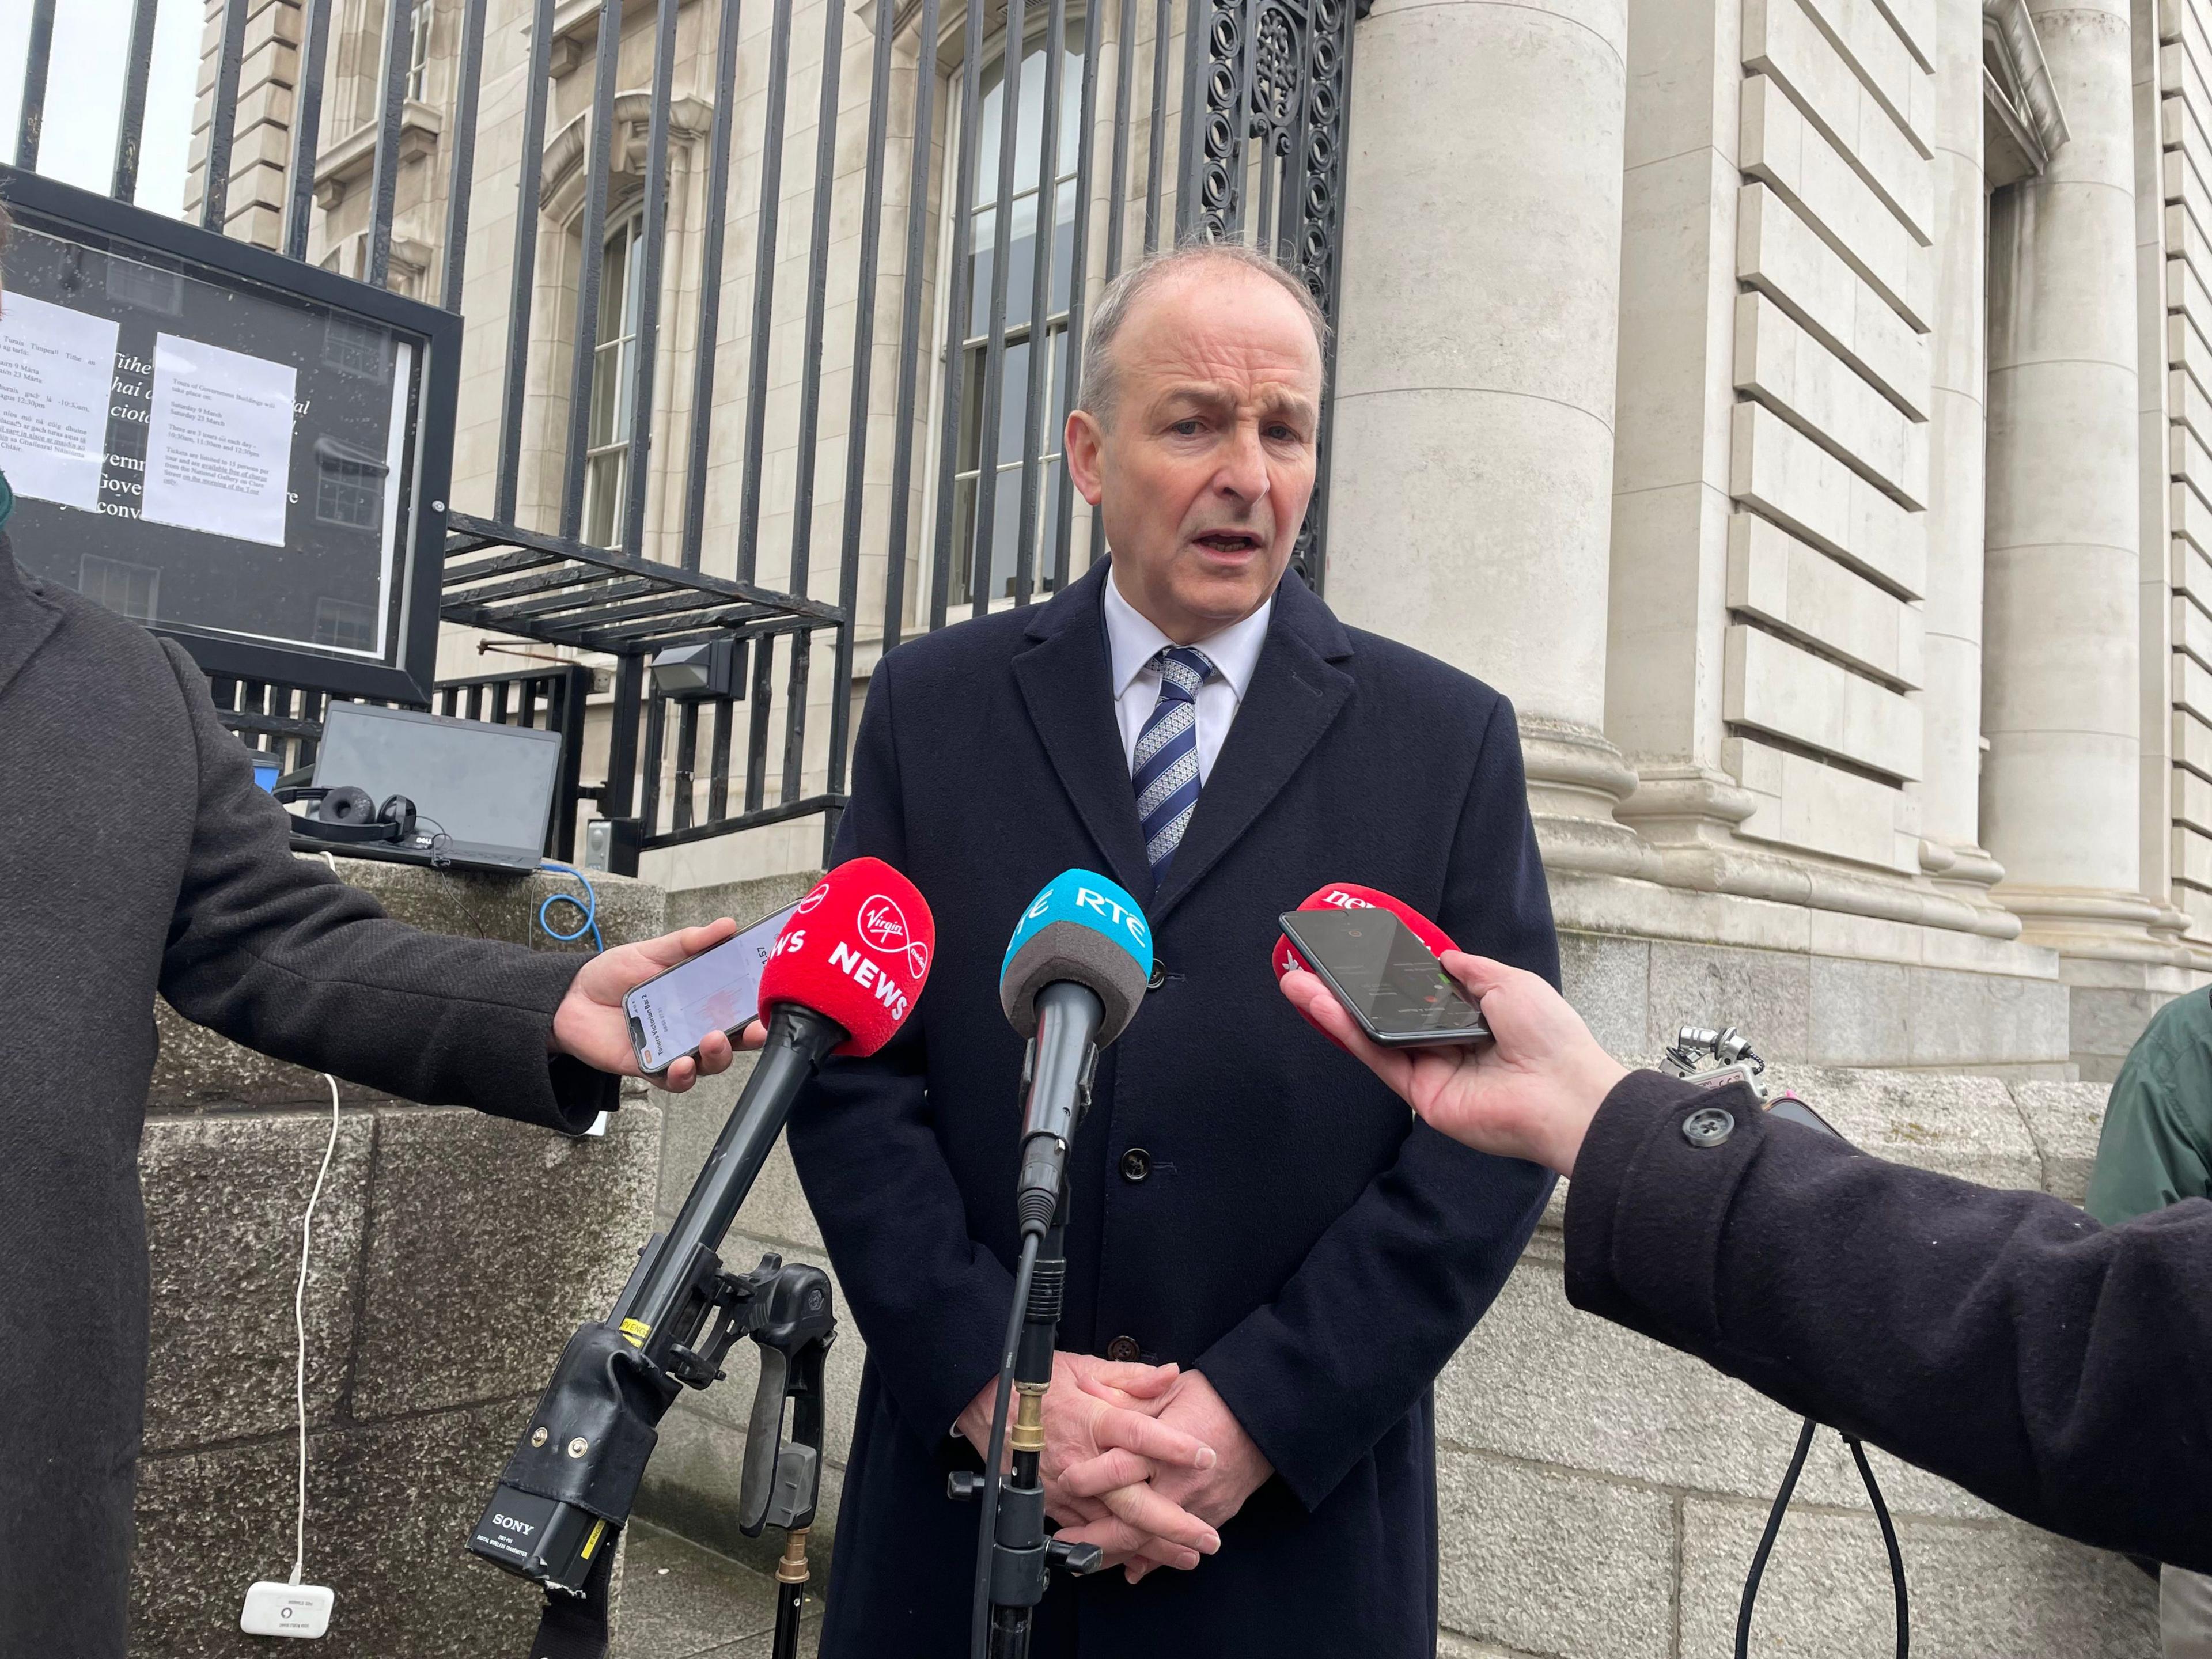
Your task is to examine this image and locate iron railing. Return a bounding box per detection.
[9,0,1359,871]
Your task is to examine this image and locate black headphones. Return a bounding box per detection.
[276,785,419,847]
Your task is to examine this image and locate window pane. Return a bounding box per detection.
[954,346,987,472]
[585,451,625,548]
[974,58,1006,214]
[597,220,634,341]
[1003,188,1041,331]
[1012,46,1047,198]
[984,463,1023,599]
[950,474,979,600]
[997,336,1030,466]
[1052,177,1078,315]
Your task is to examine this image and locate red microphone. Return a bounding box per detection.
[762,855,936,1056]
[1272,884,1457,1048]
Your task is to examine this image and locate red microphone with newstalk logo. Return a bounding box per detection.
[1272,884,1458,1050]
[469,857,934,1604]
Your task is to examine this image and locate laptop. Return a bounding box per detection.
[300,702,563,874]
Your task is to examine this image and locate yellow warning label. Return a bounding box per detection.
[619,1319,651,1347]
[581,1518,607,1560]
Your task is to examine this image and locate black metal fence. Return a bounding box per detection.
[10,0,1358,872]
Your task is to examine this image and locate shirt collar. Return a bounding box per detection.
[1101,563,1274,703]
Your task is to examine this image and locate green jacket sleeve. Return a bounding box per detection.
[2084,990,2212,1225]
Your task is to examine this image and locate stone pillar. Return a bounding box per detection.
[1323,0,1643,868]
[1982,0,2164,955]
[1918,0,2000,899]
[185,0,304,251]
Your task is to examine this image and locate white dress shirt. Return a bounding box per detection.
[1102,567,1274,785]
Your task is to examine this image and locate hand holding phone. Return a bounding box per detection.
[623,901,801,1075]
[1276,907,1492,1047]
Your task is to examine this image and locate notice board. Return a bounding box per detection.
[0,166,459,702]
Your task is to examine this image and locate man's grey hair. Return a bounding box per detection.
[1075,242,1330,425]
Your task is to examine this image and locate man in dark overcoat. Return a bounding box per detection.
[786,244,1560,1656]
[0,505,741,1648]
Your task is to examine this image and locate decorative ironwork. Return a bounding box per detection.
[1175,0,1358,589]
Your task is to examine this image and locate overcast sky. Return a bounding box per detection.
[0,0,204,218]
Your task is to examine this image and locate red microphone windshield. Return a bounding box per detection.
[759,856,936,1057]
[1272,884,1458,1048]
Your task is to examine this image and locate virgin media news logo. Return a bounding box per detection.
[859,894,930,979]
[795,881,831,915]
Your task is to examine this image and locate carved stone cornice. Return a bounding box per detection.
[539,92,718,225]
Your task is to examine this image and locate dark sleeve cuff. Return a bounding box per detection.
[1562,1070,1770,1348]
[471,948,621,1135]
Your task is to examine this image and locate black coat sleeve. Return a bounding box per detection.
[785,664,1016,1440]
[1197,695,1561,1510]
[155,642,614,1132]
[1566,1068,2212,1571]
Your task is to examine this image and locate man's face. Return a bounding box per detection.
[1064,266,1323,644]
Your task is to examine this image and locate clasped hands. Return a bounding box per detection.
[956,1354,1272,1585]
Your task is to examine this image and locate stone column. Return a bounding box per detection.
[1918,0,2001,896]
[1323,0,1643,868]
[1982,0,2165,954]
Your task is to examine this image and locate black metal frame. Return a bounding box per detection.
[0,164,460,705]
[7,0,1363,870]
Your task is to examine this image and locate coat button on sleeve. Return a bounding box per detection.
[1106,1335,1142,1363]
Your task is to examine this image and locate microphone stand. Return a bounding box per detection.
[984,1185,1096,1659]
[953,988,1107,1658]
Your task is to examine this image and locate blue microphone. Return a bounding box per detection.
[998,871,1153,1234]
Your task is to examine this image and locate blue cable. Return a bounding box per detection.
[538,861,604,955]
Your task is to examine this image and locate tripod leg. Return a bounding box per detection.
[772,1527,809,1659]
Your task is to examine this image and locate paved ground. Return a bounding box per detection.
[612,1522,824,1659]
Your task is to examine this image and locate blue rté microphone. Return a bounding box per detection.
[998,870,1153,1237]
[959,872,1154,1657]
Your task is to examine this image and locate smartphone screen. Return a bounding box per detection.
[1279,907,1490,1044]
[624,901,801,1074]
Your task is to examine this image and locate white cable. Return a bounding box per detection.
[291,1075,342,1587]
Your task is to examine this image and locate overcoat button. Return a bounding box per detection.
[1682,1106,1735,1148]
[1106,1335,1141,1363]
[1120,1148,1152,1182]
[1147,961,1167,991]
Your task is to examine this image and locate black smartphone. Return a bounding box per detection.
[623,900,801,1075]
[1277,907,1491,1047]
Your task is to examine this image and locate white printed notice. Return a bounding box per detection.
[141,333,297,547]
[0,291,119,510]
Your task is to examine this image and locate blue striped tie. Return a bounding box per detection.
[1133,646,1215,885]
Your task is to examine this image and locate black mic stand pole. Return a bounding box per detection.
[981,1183,1099,1659]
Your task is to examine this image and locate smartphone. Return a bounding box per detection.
[624,901,801,1075]
[1277,907,1491,1047]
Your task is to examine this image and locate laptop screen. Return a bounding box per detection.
[312,702,560,858]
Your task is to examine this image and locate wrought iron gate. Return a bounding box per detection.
[7,0,1357,870]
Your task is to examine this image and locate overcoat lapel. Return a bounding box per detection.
[1149,574,1354,923]
[1010,563,1155,900]
[0,539,62,705]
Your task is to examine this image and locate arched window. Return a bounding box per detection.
[582,210,646,550]
[946,18,1089,604]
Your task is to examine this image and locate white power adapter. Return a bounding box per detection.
[240,1076,343,1641]
[240,1581,334,1638]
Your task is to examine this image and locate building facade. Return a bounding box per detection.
[173,0,2199,1647]
[196,0,2212,1077]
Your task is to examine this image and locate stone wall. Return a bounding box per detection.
[632,873,2161,1653]
[130,857,668,1659]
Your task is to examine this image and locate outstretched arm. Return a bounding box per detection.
[1282,949,2212,1572]
[157,643,740,1129]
